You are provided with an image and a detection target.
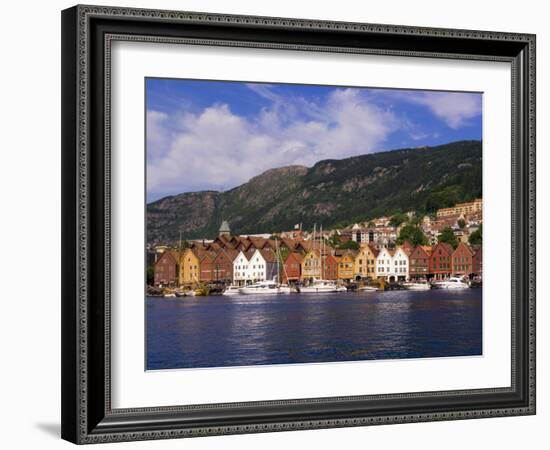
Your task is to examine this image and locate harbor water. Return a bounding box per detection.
[146,289,482,370]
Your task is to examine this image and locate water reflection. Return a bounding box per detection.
[146,289,482,370]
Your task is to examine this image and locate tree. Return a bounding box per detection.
[457,218,466,229]
[338,240,360,250]
[331,223,346,230]
[326,233,341,248]
[389,212,408,227]
[367,221,375,228]
[409,213,423,226]
[178,240,190,251]
[397,224,427,246]
[439,227,459,249]
[146,265,155,285]
[469,224,482,246]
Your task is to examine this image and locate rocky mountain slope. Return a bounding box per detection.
[147,140,482,243]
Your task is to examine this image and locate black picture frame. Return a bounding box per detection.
[61,4,536,444]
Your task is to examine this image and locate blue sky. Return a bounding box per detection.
[146,78,482,202]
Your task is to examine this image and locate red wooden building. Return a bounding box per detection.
[429,242,454,279]
[452,242,474,276]
[199,252,216,282]
[472,246,483,276]
[409,245,432,280]
[212,249,238,282]
[282,252,303,283]
[322,254,340,280]
[153,251,179,286]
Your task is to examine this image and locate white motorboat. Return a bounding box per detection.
[299,279,347,293]
[357,285,380,292]
[222,285,241,296]
[278,284,293,294]
[402,281,432,291]
[163,292,176,298]
[431,277,470,290]
[238,281,290,295]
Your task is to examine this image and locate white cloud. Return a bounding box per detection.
[403,92,481,129]
[146,110,170,162]
[147,87,397,196]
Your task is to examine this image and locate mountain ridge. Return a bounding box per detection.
[147,140,482,243]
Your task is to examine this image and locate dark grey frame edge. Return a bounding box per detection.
[61,4,536,444]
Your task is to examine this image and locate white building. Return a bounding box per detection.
[232,249,277,285]
[351,226,397,248]
[392,246,410,281]
[375,246,409,282]
[376,248,395,280]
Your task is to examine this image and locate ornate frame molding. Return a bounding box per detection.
[62,5,536,444]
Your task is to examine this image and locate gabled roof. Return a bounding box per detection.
[244,247,257,259]
[191,247,211,260]
[304,249,321,258]
[154,250,179,266]
[247,237,267,249]
[214,234,238,249]
[394,246,411,257]
[421,245,433,255]
[207,242,223,252]
[284,251,303,263]
[234,237,253,251]
[433,242,454,255]
[234,250,251,262]
[281,238,297,250]
[453,242,475,256]
[323,253,341,263]
[199,251,216,263]
[339,249,358,259]
[214,248,239,262]
[263,239,279,250]
[295,240,313,252]
[400,240,414,255]
[376,247,395,257]
[178,247,204,262]
[189,241,209,250]
[258,249,277,263]
[367,243,380,257]
[412,245,432,257]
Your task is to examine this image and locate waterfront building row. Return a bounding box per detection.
[153,233,482,287]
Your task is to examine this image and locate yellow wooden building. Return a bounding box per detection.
[354,245,378,279]
[300,250,321,280]
[338,251,357,281]
[179,248,201,285]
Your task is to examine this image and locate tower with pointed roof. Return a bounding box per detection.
[218,220,231,237]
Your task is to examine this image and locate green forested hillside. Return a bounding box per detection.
[147,140,482,243]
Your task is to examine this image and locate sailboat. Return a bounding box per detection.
[275,238,292,294]
[238,239,292,295]
[238,279,287,295]
[299,224,347,294]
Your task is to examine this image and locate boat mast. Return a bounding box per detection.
[320,224,324,279]
[276,238,280,283]
[313,223,316,280]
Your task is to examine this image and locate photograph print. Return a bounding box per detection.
[145,78,483,371]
